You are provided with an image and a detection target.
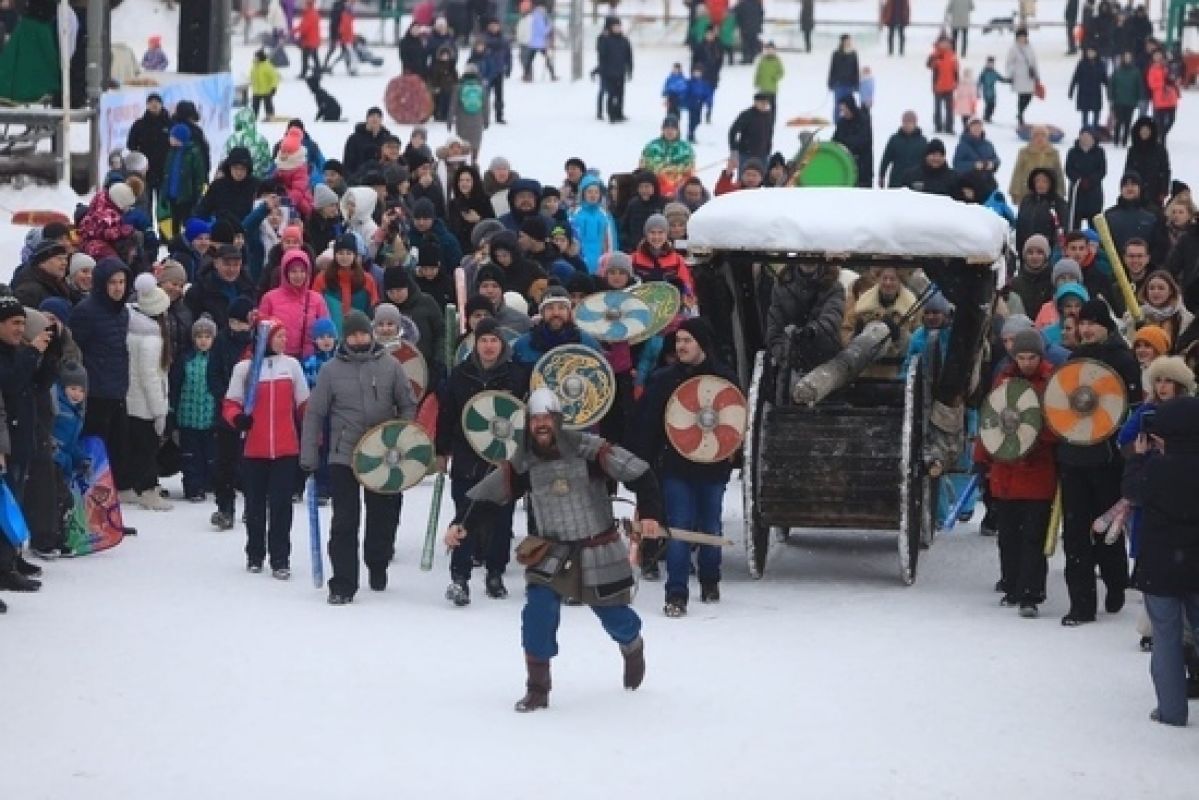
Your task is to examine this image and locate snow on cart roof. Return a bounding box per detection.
[686,188,1010,263]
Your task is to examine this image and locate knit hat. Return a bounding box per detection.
[1133,324,1172,357]
[1022,233,1050,257]
[465,294,494,319]
[643,213,669,235]
[923,291,952,315]
[926,138,946,156]
[603,251,633,274]
[475,264,505,289]
[383,267,413,292]
[373,302,403,326]
[1078,299,1116,331]
[192,315,218,338]
[1010,329,1045,357]
[30,240,68,267]
[520,216,548,241]
[489,156,511,172]
[0,296,24,323]
[123,150,149,174]
[1001,314,1034,338]
[69,253,96,277]
[1144,355,1196,395]
[741,157,765,177]
[224,146,253,171]
[108,182,136,212]
[22,307,48,340]
[473,316,502,342]
[282,223,304,243]
[471,219,506,250]
[541,186,561,200]
[311,317,337,340]
[228,296,255,323]
[209,219,240,245]
[411,198,437,220]
[215,243,243,262]
[313,184,340,210]
[279,128,304,155]
[539,285,571,309]
[663,202,691,225]
[158,259,187,286]
[334,233,359,254]
[58,360,88,392]
[170,123,191,144]
[417,242,442,268]
[679,316,717,357]
[38,297,72,325]
[185,218,212,242]
[324,159,346,178]
[342,310,372,338]
[134,272,170,317]
[1051,258,1083,284]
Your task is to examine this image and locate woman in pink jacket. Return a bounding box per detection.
[1145,51,1180,144]
[258,249,330,359]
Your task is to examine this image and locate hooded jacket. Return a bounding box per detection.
[497,178,546,232]
[258,251,331,359]
[195,147,260,224]
[126,106,172,188]
[125,305,169,423]
[1015,168,1067,255]
[68,258,131,400]
[300,340,417,470]
[1008,141,1065,205]
[1124,117,1171,208]
[832,95,873,188]
[340,186,379,246]
[386,268,446,373]
[569,175,618,274]
[1064,137,1106,224]
[225,107,273,178]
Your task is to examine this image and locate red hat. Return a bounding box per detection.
[282,224,304,243]
[149,35,162,47]
[280,129,304,155]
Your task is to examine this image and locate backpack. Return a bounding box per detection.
[459,81,484,116]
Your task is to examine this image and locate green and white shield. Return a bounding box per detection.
[351,420,434,494]
[461,390,526,464]
[979,378,1043,462]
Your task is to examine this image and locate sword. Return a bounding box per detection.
[617,518,734,548]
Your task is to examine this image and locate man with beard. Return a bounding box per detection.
[511,286,600,367]
[445,387,664,711]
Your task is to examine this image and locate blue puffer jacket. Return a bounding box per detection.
[68,257,131,400]
[952,133,1001,175]
[51,384,87,474]
[569,175,618,274]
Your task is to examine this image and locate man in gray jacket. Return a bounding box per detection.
[301,311,418,605]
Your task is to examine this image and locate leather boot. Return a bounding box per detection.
[621,636,645,690]
[514,655,551,712]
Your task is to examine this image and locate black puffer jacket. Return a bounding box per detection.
[1124,117,1171,207]
[435,345,528,482]
[342,121,393,177]
[1015,168,1068,255]
[764,264,846,369]
[1134,397,1199,596]
[68,257,131,400]
[832,96,873,188]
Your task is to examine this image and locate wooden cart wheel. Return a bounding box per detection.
[920,330,942,549]
[743,352,770,579]
[899,355,927,586]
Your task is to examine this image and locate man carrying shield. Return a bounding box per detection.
[300,310,418,605]
[445,388,665,712]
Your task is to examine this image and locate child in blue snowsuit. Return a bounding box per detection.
[50,362,89,553]
[301,317,338,503]
[976,56,1009,123]
[662,63,688,117]
[685,66,715,143]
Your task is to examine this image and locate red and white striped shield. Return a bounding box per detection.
[664,376,747,463]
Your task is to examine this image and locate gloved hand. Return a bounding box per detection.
[884,317,902,343]
[234,413,254,432]
[154,416,167,437]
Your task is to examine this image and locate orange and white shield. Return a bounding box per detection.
[1043,358,1129,445]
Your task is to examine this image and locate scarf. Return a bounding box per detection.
[1141,302,1181,325]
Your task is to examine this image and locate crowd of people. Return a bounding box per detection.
[1,0,1197,721]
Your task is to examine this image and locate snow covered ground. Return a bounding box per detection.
[3,1,1199,797]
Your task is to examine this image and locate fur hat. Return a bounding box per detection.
[342,310,372,338]
[58,360,88,392]
[1010,329,1045,357]
[108,182,136,212]
[1145,355,1196,395]
[134,272,170,317]
[471,218,506,250]
[1133,325,1172,357]
[191,314,218,338]
[373,302,403,327]
[157,259,188,286]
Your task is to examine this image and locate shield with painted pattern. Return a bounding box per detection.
[575,290,653,343]
[352,421,434,493]
[461,390,526,464]
[979,378,1044,461]
[1043,359,1128,445]
[530,343,615,430]
[664,375,747,463]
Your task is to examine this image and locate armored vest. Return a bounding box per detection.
[526,454,614,542]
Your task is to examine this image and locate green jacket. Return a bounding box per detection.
[719,15,738,47]
[640,137,696,172]
[1109,64,1144,108]
[225,107,273,178]
[754,54,785,94]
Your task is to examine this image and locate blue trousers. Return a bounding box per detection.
[1144,593,1199,726]
[521,583,641,661]
[663,475,727,601]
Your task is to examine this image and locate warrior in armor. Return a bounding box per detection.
[445,388,665,712]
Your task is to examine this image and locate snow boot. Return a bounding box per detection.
[211,510,234,531]
[640,563,660,581]
[16,555,43,577]
[0,570,41,592]
[327,591,353,605]
[485,572,507,599]
[247,561,263,574]
[514,656,551,712]
[663,597,687,618]
[446,578,470,606]
[1019,602,1039,618]
[700,582,720,603]
[122,526,138,537]
[621,636,645,690]
[1105,587,1126,613]
[137,490,173,511]
[118,489,139,505]
[369,568,388,591]
[272,568,291,581]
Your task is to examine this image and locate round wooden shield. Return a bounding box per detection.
[461,390,526,464]
[455,327,520,364]
[1043,358,1129,445]
[393,341,428,402]
[665,375,747,463]
[575,290,653,343]
[529,343,615,430]
[979,378,1044,461]
[628,282,681,345]
[352,420,434,494]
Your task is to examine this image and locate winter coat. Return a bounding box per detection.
[69,258,131,400]
[0,339,48,472]
[1105,196,1167,268]
[1145,62,1180,111]
[1069,55,1107,112]
[902,160,958,196]
[195,169,259,228]
[126,108,172,189]
[300,341,417,470]
[1166,228,1199,310]
[636,353,741,484]
[1065,140,1106,224]
[1009,263,1054,317]
[408,218,464,271]
[1005,41,1040,95]
[764,265,846,366]
[447,76,489,149]
[827,49,859,89]
[391,274,447,373]
[400,29,430,75]
[1125,118,1171,207]
[312,268,378,336]
[1135,398,1199,596]
[125,306,170,424]
[639,137,696,180]
[51,385,87,474]
[340,186,379,247]
[1057,334,1141,468]
[832,99,873,188]
[619,193,666,253]
[953,132,1001,176]
[928,46,959,94]
[12,264,71,310]
[1109,63,1143,108]
[429,49,459,95]
[512,322,601,368]
[446,168,497,255]
[728,106,773,160]
[224,107,273,179]
[435,345,528,482]
[1015,169,1068,255]
[753,53,784,94]
[596,29,634,80]
[631,241,694,296]
[977,66,1007,101]
[77,189,135,261]
[296,4,321,49]
[250,58,281,97]
[977,359,1057,500]
[224,352,309,460]
[953,80,978,118]
[854,284,919,358]
[570,186,619,275]
[946,0,974,28]
[171,103,212,177]
[1008,144,1063,206]
[342,122,393,177]
[184,268,257,332]
[163,142,207,206]
[273,153,313,220]
[258,264,330,361]
[481,30,512,80]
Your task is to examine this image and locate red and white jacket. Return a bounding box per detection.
[223,354,310,459]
